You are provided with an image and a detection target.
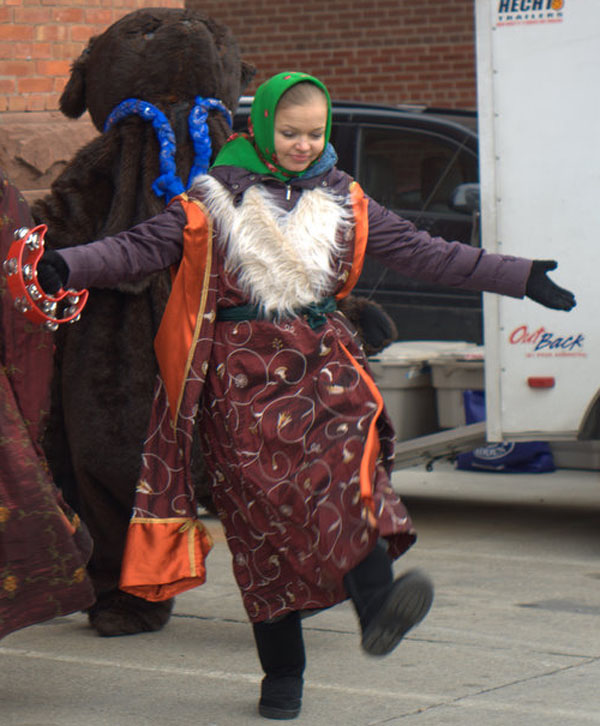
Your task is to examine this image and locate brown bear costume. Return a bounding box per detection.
[32,7,396,637]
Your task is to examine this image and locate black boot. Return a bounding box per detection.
[253,611,305,720]
[87,590,174,637]
[343,541,434,656]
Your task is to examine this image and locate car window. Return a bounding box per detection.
[357,126,478,240]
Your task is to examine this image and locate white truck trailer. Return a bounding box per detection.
[394,0,599,467]
[476,0,599,443]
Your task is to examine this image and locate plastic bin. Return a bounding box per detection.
[369,342,483,438]
[429,356,485,428]
[368,358,438,441]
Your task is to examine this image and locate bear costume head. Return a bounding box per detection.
[60,7,254,132]
[34,8,255,247]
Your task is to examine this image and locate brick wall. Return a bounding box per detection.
[0,0,476,196]
[188,0,477,110]
[0,0,476,114]
[0,0,185,113]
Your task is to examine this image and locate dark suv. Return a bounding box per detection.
[233,99,481,343]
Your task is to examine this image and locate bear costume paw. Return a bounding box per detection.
[87,590,174,637]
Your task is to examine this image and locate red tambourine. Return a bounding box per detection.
[3,224,89,332]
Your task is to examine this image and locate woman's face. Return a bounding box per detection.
[273,96,328,173]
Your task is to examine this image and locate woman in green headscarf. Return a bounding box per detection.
[33,70,572,720]
[37,71,433,719]
[213,70,333,180]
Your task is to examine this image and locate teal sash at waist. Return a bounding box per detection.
[217,296,337,330]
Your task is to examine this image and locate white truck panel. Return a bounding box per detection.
[476,0,600,441]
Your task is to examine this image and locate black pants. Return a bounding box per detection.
[252,541,393,676]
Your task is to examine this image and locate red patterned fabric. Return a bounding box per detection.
[202,289,415,622]
[121,181,416,622]
[0,170,95,638]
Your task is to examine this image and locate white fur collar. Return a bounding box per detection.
[193,176,352,316]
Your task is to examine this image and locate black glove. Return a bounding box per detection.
[525,260,576,311]
[354,299,398,355]
[337,296,398,356]
[36,250,69,295]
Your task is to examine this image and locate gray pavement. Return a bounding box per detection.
[2,462,600,725]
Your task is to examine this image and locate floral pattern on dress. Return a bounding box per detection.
[0,170,95,639]
[197,193,416,622]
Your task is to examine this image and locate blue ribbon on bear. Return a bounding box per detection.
[103,97,232,204]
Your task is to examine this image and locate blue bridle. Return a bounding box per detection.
[103,96,232,204]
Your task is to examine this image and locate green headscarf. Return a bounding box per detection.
[212,71,332,181]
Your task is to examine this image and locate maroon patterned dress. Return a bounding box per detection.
[196,185,416,622]
[0,170,95,638]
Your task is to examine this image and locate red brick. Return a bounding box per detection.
[0,24,33,41]
[0,79,15,94]
[52,8,85,23]
[84,9,114,25]
[9,42,34,60]
[36,60,71,76]
[8,96,27,112]
[135,0,184,6]
[26,94,48,112]
[55,42,87,61]
[54,76,68,93]
[35,25,68,42]
[46,92,61,110]
[31,42,52,59]
[14,7,53,24]
[18,76,55,94]
[2,60,33,76]
[70,25,96,43]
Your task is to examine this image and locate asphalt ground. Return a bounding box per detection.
[1,462,600,725]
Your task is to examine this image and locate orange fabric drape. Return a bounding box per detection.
[120,519,213,601]
[339,341,383,526]
[120,195,216,601]
[336,181,369,300]
[154,195,213,424]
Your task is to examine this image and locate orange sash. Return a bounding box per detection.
[337,183,381,524]
[336,181,369,300]
[120,194,216,601]
[154,195,214,423]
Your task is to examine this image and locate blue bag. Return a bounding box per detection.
[455,390,555,473]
